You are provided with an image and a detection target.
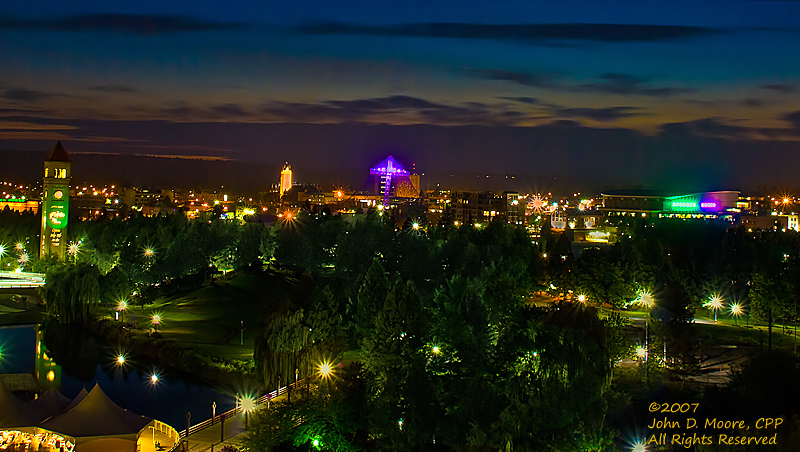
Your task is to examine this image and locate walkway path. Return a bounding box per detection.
[181,378,312,451]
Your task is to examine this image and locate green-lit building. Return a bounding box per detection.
[40,141,72,259]
[599,189,740,219]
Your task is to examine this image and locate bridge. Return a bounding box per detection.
[176,377,314,451]
[0,271,46,289]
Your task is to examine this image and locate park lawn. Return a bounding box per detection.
[694,321,797,348]
[0,294,45,326]
[122,270,310,361]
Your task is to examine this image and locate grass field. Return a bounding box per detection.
[116,269,314,361]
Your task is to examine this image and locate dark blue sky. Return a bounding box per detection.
[1,1,799,190]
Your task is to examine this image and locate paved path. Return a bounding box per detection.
[185,411,247,451]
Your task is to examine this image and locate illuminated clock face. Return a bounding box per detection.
[53,190,64,200]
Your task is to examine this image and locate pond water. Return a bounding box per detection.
[0,324,236,429]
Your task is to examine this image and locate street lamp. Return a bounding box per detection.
[636,290,654,308]
[152,314,162,332]
[150,373,159,384]
[116,354,126,366]
[240,395,256,430]
[117,300,127,322]
[318,362,333,379]
[730,303,743,326]
[577,294,586,303]
[704,294,723,322]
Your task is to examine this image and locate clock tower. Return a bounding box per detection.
[40,141,71,259]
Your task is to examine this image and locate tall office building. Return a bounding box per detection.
[40,141,72,259]
[280,163,292,196]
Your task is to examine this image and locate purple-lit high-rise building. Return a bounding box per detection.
[370,155,420,206]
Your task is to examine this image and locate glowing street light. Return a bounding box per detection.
[704,294,723,322]
[0,243,5,257]
[116,355,126,366]
[67,242,80,258]
[631,440,647,452]
[730,303,743,325]
[635,346,647,359]
[18,252,29,266]
[143,248,155,258]
[15,242,25,252]
[318,361,333,379]
[635,290,654,308]
[150,373,160,384]
[577,294,586,303]
[152,314,162,332]
[412,222,420,230]
[240,395,256,430]
[432,345,440,354]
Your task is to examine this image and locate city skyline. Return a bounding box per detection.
[1,2,800,190]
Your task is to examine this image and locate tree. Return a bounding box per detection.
[41,263,102,326]
[750,270,793,351]
[361,280,435,448]
[354,258,390,337]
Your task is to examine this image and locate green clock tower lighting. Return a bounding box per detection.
[40,141,72,260]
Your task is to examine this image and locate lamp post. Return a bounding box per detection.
[212,401,216,425]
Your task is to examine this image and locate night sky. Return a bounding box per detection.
[2,2,799,191]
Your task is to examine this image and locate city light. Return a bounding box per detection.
[432,345,440,354]
[150,373,160,384]
[318,361,333,379]
[635,290,654,308]
[18,252,29,265]
[0,243,5,257]
[117,300,128,311]
[240,395,256,412]
[67,242,80,257]
[635,346,647,358]
[704,294,723,322]
[313,439,320,448]
[15,242,24,251]
[577,294,586,303]
[631,440,647,452]
[152,314,162,330]
[116,355,126,366]
[143,247,155,258]
[412,222,420,230]
[729,303,744,326]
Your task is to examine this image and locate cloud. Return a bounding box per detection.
[685,97,772,108]
[498,96,542,105]
[1,88,62,103]
[783,110,800,131]
[762,83,796,93]
[468,69,557,88]
[0,14,247,35]
[471,70,691,97]
[211,104,252,117]
[554,106,641,122]
[260,95,531,125]
[296,22,717,43]
[578,73,693,97]
[660,117,795,140]
[89,85,141,93]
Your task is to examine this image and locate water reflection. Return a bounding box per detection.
[1,322,235,428]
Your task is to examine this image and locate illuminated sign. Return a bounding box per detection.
[46,201,68,229]
[671,201,697,209]
[700,202,717,209]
